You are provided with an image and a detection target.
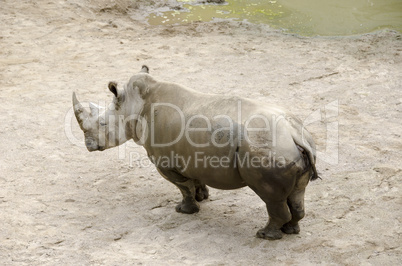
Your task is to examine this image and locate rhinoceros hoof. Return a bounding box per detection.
[175,201,200,214]
[256,228,283,240]
[195,187,209,202]
[281,223,300,234]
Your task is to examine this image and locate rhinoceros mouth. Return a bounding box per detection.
[84,137,104,152]
[86,145,105,152]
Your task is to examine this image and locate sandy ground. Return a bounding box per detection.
[1,0,401,264]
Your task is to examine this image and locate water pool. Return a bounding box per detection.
[147,0,402,36]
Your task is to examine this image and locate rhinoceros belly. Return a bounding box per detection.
[145,143,246,190]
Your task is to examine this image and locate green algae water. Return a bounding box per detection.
[147,0,402,36]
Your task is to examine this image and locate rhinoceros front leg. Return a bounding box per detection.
[194,180,209,202]
[157,168,200,214]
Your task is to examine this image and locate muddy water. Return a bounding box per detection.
[147,0,402,36]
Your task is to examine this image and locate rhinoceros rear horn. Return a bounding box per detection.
[140,65,149,73]
[72,92,89,130]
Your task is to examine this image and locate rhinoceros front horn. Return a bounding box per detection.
[72,92,89,131]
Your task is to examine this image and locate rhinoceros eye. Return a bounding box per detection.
[100,122,107,126]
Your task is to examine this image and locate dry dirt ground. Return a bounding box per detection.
[0,0,401,265]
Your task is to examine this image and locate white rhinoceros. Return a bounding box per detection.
[73,65,319,240]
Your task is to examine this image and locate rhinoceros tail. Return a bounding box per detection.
[296,142,320,181]
[305,148,320,181]
[291,128,320,181]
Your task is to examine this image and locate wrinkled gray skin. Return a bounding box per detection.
[73,66,319,240]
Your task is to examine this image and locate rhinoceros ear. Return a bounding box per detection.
[108,81,118,97]
[140,65,149,74]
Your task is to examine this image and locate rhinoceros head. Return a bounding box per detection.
[73,65,149,151]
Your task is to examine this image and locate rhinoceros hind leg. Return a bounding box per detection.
[282,173,309,234]
[256,227,283,240]
[157,168,200,214]
[281,222,300,234]
[195,181,209,202]
[256,200,292,240]
[281,189,305,234]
